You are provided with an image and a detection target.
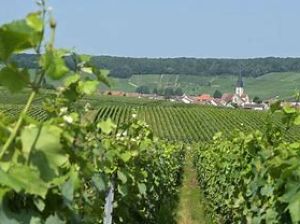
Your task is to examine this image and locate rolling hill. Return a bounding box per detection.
[101,72,300,100]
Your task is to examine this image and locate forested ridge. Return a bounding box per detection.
[12,53,300,78]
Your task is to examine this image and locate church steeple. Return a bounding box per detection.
[235,66,244,96]
[236,69,243,88]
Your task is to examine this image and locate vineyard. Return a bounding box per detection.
[0,5,186,223]
[1,94,300,142]
[1,2,300,224]
[194,104,300,223]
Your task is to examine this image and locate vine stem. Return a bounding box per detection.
[0,91,36,159]
[0,0,48,160]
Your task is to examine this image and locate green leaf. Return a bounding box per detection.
[26,12,43,32]
[45,214,66,224]
[33,197,45,212]
[30,217,42,224]
[21,125,37,161]
[117,185,128,196]
[270,101,281,113]
[0,168,23,193]
[0,12,43,60]
[93,68,110,87]
[283,106,296,114]
[97,118,116,134]
[63,74,80,87]
[78,80,99,95]
[92,174,107,192]
[0,67,29,92]
[61,179,73,207]
[34,125,67,167]
[294,115,300,125]
[40,49,69,80]
[119,152,131,162]
[138,183,146,195]
[260,185,273,197]
[0,165,48,198]
[21,125,69,182]
[117,170,127,184]
[289,199,300,223]
[280,182,300,203]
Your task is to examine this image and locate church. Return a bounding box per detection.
[231,72,250,106]
[220,72,250,107]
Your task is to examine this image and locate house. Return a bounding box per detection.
[210,98,224,107]
[197,94,213,102]
[180,94,195,104]
[126,92,141,97]
[103,91,126,96]
[281,101,300,109]
[243,103,266,111]
[221,93,234,105]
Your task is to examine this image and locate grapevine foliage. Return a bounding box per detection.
[195,103,300,223]
[0,3,184,223]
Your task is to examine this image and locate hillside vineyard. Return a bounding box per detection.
[1,96,299,142]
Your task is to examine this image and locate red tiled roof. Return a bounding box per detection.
[197,94,212,101]
[221,93,234,102]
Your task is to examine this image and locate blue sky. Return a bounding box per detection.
[1,0,300,58]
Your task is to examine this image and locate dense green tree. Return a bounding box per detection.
[164,87,174,98]
[136,85,150,94]
[213,90,222,98]
[175,87,183,96]
[12,53,300,79]
[111,65,132,78]
[253,96,262,104]
[157,87,165,96]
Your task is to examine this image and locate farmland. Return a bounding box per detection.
[101,72,300,100]
[1,3,300,223]
[1,91,299,142]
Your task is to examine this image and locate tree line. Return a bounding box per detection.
[12,53,300,78]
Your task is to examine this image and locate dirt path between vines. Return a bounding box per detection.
[176,152,210,224]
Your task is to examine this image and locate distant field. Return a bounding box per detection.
[90,98,299,142]
[101,72,300,99]
[1,92,299,142]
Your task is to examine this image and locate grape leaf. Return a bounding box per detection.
[117,170,127,184]
[97,118,116,134]
[78,80,99,95]
[45,214,66,224]
[294,115,300,125]
[40,49,69,80]
[0,12,42,61]
[0,165,48,198]
[21,125,69,182]
[0,67,29,93]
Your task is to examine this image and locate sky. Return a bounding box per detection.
[0,0,300,58]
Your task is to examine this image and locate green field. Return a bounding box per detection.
[101,72,300,99]
[1,92,299,142]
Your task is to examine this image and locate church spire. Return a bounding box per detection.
[235,65,244,96]
[236,65,244,88]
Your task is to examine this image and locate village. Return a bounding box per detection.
[102,74,275,111]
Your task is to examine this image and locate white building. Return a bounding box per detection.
[232,72,250,106]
